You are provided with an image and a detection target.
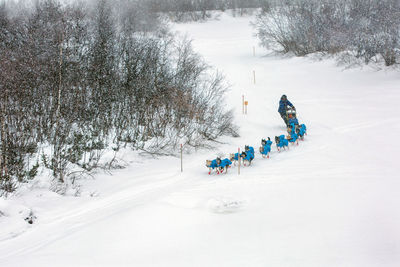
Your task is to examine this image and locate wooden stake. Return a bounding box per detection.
[253,70,256,84]
[253,46,255,56]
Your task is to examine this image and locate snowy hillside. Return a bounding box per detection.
[1,13,400,267]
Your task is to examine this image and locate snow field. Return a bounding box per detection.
[0,12,400,267]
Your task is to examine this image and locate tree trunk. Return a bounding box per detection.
[53,29,64,183]
[0,100,7,179]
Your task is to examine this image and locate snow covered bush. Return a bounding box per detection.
[0,0,237,194]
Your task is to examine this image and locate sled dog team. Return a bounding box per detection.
[206,123,307,175]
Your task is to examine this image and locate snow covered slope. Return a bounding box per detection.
[1,13,400,267]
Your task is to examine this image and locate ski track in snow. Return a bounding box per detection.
[0,169,194,259]
[1,12,400,267]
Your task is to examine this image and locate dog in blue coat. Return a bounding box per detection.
[296,124,307,140]
[217,158,232,174]
[287,123,296,135]
[242,145,255,166]
[229,152,240,165]
[259,138,272,158]
[206,159,218,175]
[275,135,289,152]
[287,132,299,145]
[245,145,255,155]
[287,124,299,145]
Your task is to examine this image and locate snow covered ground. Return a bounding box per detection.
[1,13,400,267]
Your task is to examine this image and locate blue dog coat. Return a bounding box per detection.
[288,132,298,143]
[261,145,271,155]
[243,146,255,161]
[208,159,218,169]
[278,135,289,148]
[298,124,307,137]
[261,140,272,155]
[246,146,255,155]
[288,123,296,135]
[219,158,232,168]
[242,152,254,162]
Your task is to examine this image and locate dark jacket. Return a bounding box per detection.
[278,99,294,114]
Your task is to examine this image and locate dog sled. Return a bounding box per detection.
[205,101,308,173]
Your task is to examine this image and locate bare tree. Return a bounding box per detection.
[254,0,400,65]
